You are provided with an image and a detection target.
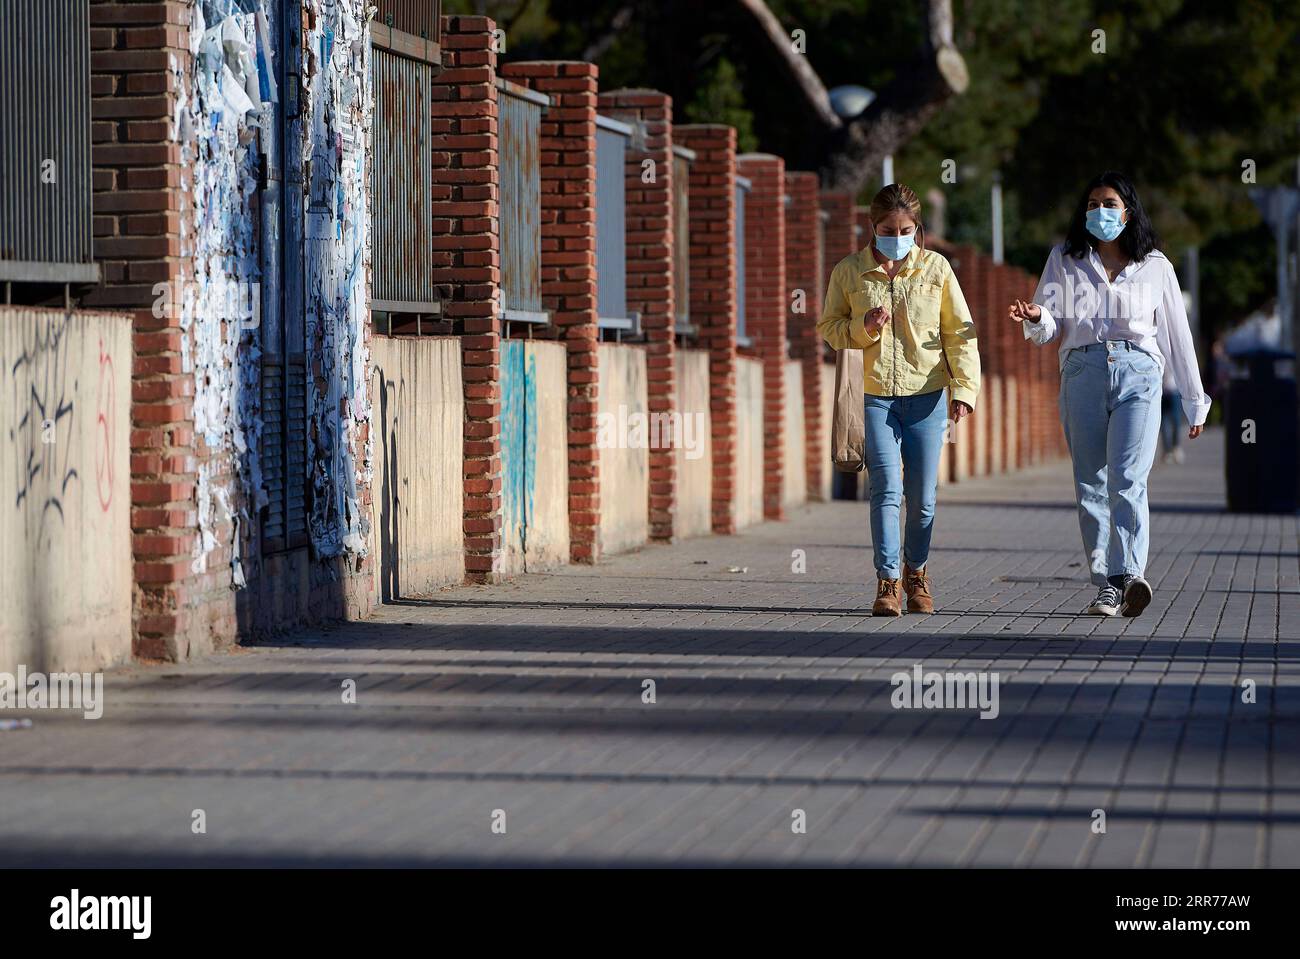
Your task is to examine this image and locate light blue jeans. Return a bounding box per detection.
[863,389,948,579]
[1058,341,1162,587]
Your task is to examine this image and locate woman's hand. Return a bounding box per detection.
[1188,425,1204,439]
[1008,299,1041,323]
[951,400,973,423]
[865,306,890,334]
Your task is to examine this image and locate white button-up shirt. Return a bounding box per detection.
[1024,243,1212,425]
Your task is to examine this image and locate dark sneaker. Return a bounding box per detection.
[903,564,934,614]
[873,578,902,617]
[1086,584,1121,616]
[1120,575,1153,617]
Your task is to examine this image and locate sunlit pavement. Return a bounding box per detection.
[2,426,1297,867]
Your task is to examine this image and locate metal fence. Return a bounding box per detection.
[672,145,694,335]
[371,46,439,316]
[499,80,548,324]
[735,175,751,345]
[0,0,97,285]
[596,115,636,332]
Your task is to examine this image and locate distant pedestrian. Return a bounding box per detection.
[819,183,981,616]
[1009,171,1209,618]
[1159,359,1184,464]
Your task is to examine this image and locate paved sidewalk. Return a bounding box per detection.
[2,427,1297,867]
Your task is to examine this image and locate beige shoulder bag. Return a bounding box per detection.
[831,347,866,472]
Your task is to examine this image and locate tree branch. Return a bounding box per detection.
[729,0,842,133]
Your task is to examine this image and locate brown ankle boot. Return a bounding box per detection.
[903,564,933,614]
[873,577,902,616]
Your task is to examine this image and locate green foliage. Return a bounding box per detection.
[683,57,758,152]
[443,0,1300,333]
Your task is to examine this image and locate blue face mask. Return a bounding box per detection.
[874,232,915,262]
[1085,206,1126,242]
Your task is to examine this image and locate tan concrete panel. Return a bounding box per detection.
[735,356,764,528]
[0,309,133,673]
[501,340,569,574]
[782,360,807,507]
[370,336,465,599]
[597,343,649,554]
[673,348,713,538]
[819,361,834,501]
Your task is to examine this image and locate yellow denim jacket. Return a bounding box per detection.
[818,245,981,409]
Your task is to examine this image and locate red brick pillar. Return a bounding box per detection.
[598,88,677,542]
[433,15,503,583]
[737,154,786,520]
[676,125,738,534]
[785,171,826,500]
[86,0,196,658]
[500,60,601,563]
[819,191,857,292]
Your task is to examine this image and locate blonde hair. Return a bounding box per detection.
[869,183,926,251]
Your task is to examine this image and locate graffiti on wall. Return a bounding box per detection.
[5,317,78,551]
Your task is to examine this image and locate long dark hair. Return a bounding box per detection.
[1062,171,1158,261]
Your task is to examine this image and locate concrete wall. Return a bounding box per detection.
[597,343,650,554]
[0,309,132,673]
[782,359,807,507]
[501,340,570,574]
[819,360,834,501]
[735,356,764,528]
[673,348,713,538]
[370,336,465,600]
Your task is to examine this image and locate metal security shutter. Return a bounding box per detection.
[1,0,97,285]
[735,176,751,345]
[595,115,635,331]
[261,363,286,544]
[672,146,693,334]
[499,81,547,324]
[371,47,438,314]
[285,357,308,540]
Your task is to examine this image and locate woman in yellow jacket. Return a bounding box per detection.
[818,184,981,616]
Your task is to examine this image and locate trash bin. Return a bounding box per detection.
[1223,348,1298,513]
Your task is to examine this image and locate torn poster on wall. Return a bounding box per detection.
[176,1,270,586]
[300,0,373,560]
[175,0,373,586]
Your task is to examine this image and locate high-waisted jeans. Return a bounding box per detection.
[1058,341,1162,587]
[862,389,948,580]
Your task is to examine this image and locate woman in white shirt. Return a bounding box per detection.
[1008,171,1210,617]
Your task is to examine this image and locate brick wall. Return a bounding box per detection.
[499,60,602,563]
[737,154,787,520]
[433,15,503,583]
[86,0,198,658]
[784,172,827,500]
[598,89,678,542]
[675,125,738,534]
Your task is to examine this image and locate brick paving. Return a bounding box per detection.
[2,426,1297,867]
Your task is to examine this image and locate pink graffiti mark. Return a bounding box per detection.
[95,339,114,512]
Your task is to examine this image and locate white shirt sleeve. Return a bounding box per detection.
[1024,246,1062,345]
[1156,259,1212,426]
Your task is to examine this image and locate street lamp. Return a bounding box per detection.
[828,84,892,188]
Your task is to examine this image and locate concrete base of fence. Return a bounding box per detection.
[673,348,713,539]
[502,340,570,574]
[782,360,807,507]
[597,343,650,555]
[370,336,466,599]
[819,362,835,500]
[735,356,765,528]
[0,309,133,674]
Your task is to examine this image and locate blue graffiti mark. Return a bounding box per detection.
[500,341,538,553]
[523,351,537,534]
